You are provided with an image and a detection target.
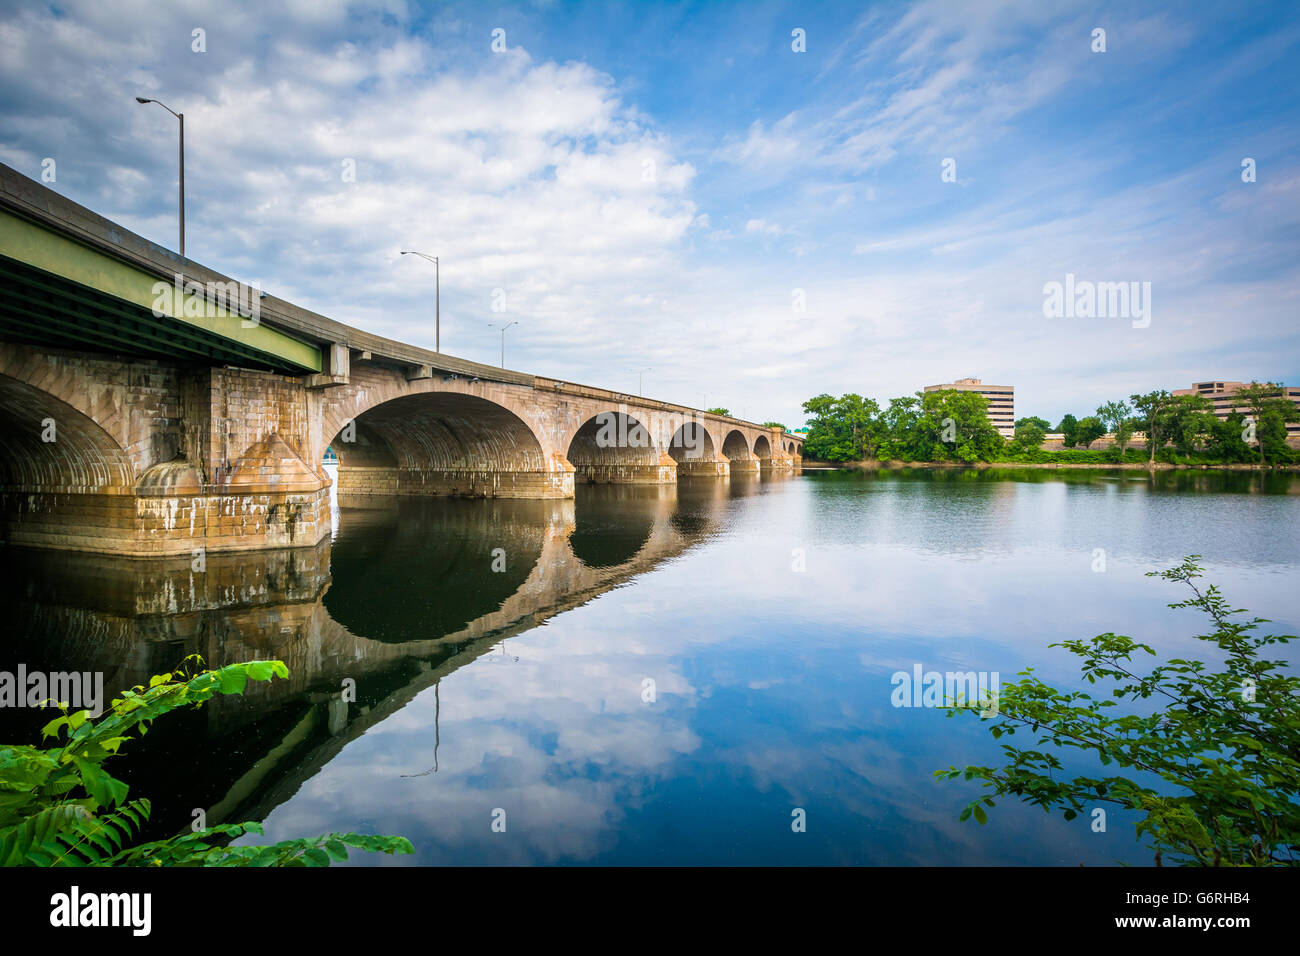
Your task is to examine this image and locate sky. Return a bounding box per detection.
[0,0,1297,427]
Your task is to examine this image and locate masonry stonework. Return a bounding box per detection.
[0,342,802,555]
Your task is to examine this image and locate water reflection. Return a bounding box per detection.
[0,481,726,841]
[325,497,552,642]
[2,468,1296,864]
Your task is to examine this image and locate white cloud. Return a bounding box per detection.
[744,218,785,236]
[0,0,1293,429]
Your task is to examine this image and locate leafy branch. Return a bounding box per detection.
[938,556,1300,866]
[0,657,413,867]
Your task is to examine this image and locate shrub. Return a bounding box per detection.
[938,557,1300,865]
[0,657,414,866]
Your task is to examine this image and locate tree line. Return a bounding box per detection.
[800,383,1298,466]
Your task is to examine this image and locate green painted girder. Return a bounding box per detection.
[0,209,320,373]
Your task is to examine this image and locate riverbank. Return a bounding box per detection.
[802,459,1300,472]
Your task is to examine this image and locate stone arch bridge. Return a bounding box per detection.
[0,162,801,556]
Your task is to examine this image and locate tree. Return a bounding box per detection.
[1233,382,1299,466]
[705,407,730,417]
[1055,413,1079,448]
[1074,415,1106,449]
[939,557,1300,866]
[1259,406,1297,465]
[1203,412,1255,463]
[800,393,880,461]
[877,396,921,461]
[762,421,787,431]
[1129,390,1171,464]
[1016,416,1052,432]
[1158,393,1215,457]
[1013,421,1047,448]
[1007,422,1047,459]
[1113,417,1139,453]
[917,389,1005,463]
[839,394,880,460]
[1096,400,1131,435]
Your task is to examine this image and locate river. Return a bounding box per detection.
[2,467,1296,864]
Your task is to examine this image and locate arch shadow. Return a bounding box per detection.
[567,411,668,485]
[328,391,560,499]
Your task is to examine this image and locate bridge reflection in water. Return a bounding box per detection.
[0,475,784,840]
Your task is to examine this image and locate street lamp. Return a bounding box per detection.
[629,367,652,396]
[399,250,440,352]
[488,320,517,368]
[135,96,184,258]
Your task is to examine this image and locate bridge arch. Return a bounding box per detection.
[327,391,567,499]
[668,421,716,463]
[722,428,759,473]
[753,434,772,460]
[0,374,136,495]
[566,411,673,485]
[0,373,139,551]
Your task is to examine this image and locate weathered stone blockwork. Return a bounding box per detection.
[0,343,330,555]
[0,341,802,555]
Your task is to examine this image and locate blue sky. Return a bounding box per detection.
[1,0,1297,426]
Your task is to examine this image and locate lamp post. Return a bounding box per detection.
[487,320,517,368]
[135,97,184,258]
[630,367,652,396]
[400,250,440,351]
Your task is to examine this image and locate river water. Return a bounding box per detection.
[3,467,1297,865]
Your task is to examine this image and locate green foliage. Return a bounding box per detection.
[1232,382,1300,465]
[999,446,1149,465]
[801,392,881,461]
[1074,415,1107,449]
[1159,393,1216,456]
[762,421,787,431]
[1096,400,1131,434]
[939,558,1300,866]
[113,823,413,868]
[1055,413,1079,447]
[1130,390,1171,463]
[876,396,920,459]
[1113,417,1137,452]
[914,390,1005,463]
[797,386,1290,466]
[0,657,414,867]
[705,407,730,417]
[801,390,1006,464]
[1259,407,1298,464]
[1203,413,1256,463]
[1009,420,1047,456]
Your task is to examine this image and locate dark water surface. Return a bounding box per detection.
[3,468,1298,865]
